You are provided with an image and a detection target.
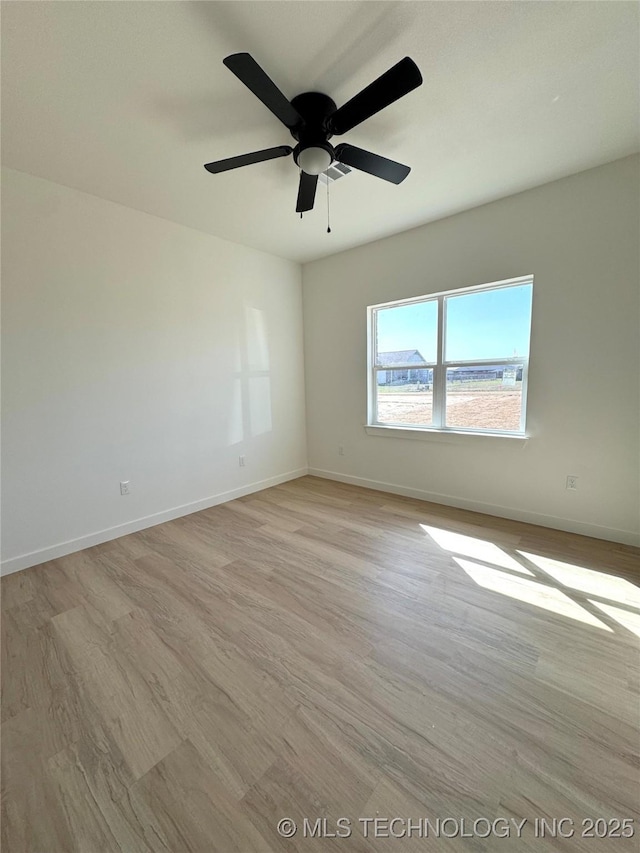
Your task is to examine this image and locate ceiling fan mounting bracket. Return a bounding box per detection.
[289,92,337,143]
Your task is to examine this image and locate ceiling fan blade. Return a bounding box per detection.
[335,143,410,184]
[296,172,318,213]
[328,57,422,135]
[204,145,292,174]
[223,53,303,130]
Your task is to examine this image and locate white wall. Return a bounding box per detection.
[303,156,640,545]
[1,168,307,573]
[3,157,638,573]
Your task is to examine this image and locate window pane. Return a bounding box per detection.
[375,300,437,367]
[445,284,532,362]
[376,368,433,426]
[446,364,524,431]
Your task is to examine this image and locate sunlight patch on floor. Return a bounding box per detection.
[454,558,613,631]
[518,551,640,608]
[421,526,532,574]
[588,600,640,639]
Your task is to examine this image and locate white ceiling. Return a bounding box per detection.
[2,1,638,263]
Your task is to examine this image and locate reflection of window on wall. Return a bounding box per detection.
[369,276,533,434]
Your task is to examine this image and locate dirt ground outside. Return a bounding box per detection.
[377,390,522,431]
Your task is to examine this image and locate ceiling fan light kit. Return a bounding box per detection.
[295,145,333,177]
[204,52,423,219]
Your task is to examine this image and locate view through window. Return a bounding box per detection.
[370,277,533,434]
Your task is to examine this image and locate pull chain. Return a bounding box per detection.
[326,175,331,234]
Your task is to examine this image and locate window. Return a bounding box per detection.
[368,276,533,435]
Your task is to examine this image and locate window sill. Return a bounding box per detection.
[364,424,529,444]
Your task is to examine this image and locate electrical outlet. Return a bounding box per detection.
[566,475,578,491]
[239,455,245,467]
[338,445,344,456]
[120,480,130,495]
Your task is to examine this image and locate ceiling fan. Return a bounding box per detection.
[204,53,423,213]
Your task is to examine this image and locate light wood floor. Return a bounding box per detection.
[2,476,639,852]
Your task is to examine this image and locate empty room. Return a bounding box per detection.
[1,1,639,851]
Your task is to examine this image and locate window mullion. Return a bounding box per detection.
[370,308,378,424]
[433,295,445,428]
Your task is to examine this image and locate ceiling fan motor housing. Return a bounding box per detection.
[290,92,337,173]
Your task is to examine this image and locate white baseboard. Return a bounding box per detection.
[1,468,309,576]
[308,468,640,547]
[4,465,637,575]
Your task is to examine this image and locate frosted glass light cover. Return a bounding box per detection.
[298,147,332,176]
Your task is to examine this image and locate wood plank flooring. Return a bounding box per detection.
[2,476,639,852]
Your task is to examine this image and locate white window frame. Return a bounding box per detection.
[367,275,533,437]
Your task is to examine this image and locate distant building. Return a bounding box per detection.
[447,365,523,382]
[377,350,430,385]
[377,357,523,387]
